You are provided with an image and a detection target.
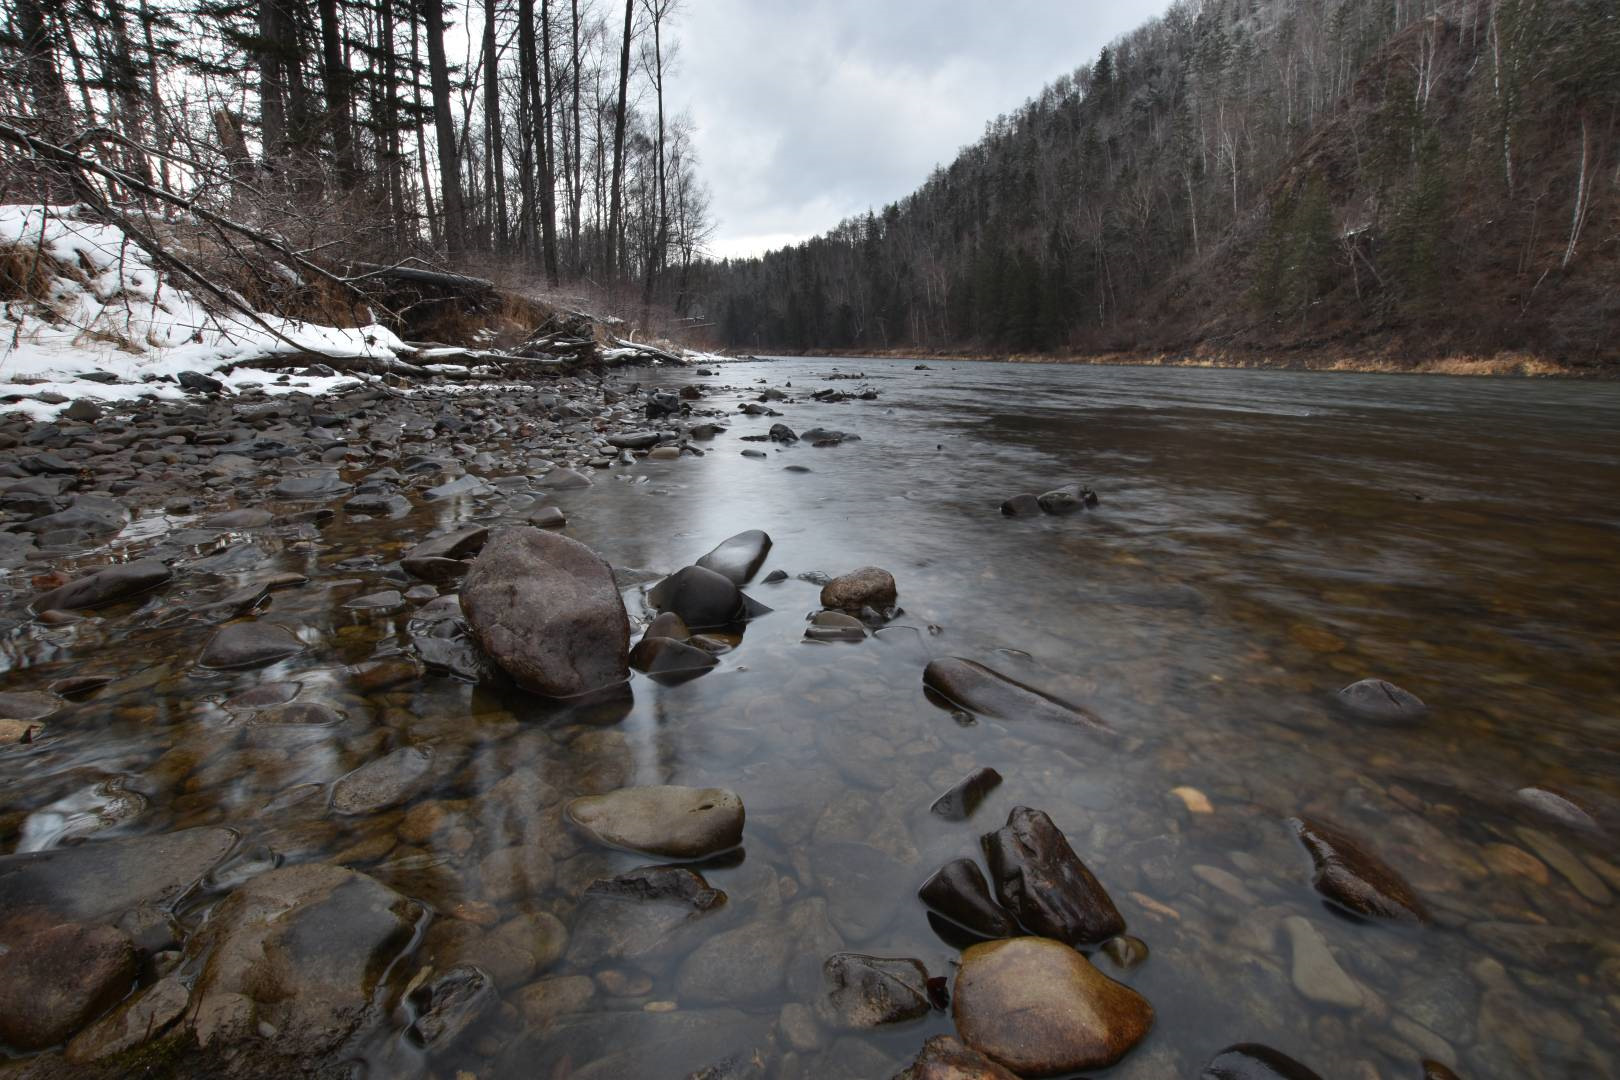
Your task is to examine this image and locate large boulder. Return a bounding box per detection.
[30,557,172,612]
[460,527,630,697]
[186,864,422,1056]
[952,937,1153,1075]
[981,807,1125,946]
[567,785,744,858]
[1290,817,1429,924]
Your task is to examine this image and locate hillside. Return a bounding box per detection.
[695,0,1620,371]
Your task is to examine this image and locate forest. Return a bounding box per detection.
[0,0,710,330]
[697,0,1620,366]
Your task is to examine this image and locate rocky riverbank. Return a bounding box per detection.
[0,359,1615,1079]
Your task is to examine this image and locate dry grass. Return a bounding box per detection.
[0,242,75,305]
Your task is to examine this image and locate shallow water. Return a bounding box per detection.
[3,358,1619,1078]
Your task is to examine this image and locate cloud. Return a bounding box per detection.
[670,0,1168,257]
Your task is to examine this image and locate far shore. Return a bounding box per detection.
[736,345,1614,379]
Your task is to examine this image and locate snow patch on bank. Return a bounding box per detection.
[0,204,403,417]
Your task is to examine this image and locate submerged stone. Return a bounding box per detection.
[820,566,897,612]
[982,806,1125,946]
[815,952,931,1029]
[31,557,172,612]
[567,785,744,858]
[1290,816,1429,924]
[647,564,771,629]
[894,1034,1021,1080]
[924,657,1113,736]
[1335,678,1427,723]
[1200,1043,1326,1080]
[930,766,1003,821]
[198,621,306,669]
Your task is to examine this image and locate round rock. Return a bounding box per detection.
[820,567,897,612]
[952,937,1153,1076]
[566,785,744,858]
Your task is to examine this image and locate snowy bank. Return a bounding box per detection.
[0,204,406,418]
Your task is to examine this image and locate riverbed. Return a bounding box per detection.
[1,357,1617,1078]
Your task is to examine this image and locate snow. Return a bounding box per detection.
[0,204,406,418]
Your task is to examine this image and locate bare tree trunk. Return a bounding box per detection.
[380,0,407,242]
[258,0,289,156]
[540,0,560,284]
[607,0,633,280]
[516,0,539,259]
[424,0,468,259]
[483,0,508,253]
[570,0,584,273]
[412,3,441,249]
[641,0,668,316]
[317,0,357,185]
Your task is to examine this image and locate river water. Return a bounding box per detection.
[2,357,1618,1078]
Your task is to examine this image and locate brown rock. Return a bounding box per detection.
[820,566,897,612]
[1290,817,1429,924]
[952,937,1153,1076]
[982,806,1125,945]
[0,921,138,1050]
[894,1034,1021,1079]
[65,975,189,1063]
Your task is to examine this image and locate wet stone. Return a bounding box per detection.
[0,920,138,1050]
[1200,1044,1326,1080]
[1283,915,1363,1008]
[815,952,931,1029]
[1335,678,1427,723]
[930,766,1003,821]
[925,657,1113,737]
[695,528,773,584]
[31,557,172,612]
[1290,816,1429,924]
[814,840,908,942]
[820,566,897,613]
[630,635,720,681]
[0,690,60,721]
[918,858,1018,940]
[982,806,1126,946]
[674,917,791,1005]
[1000,493,1043,517]
[408,965,497,1052]
[648,564,771,629]
[567,866,727,966]
[952,936,1153,1076]
[64,974,189,1064]
[0,826,238,922]
[895,1034,1021,1080]
[566,785,744,858]
[331,744,435,814]
[198,620,306,669]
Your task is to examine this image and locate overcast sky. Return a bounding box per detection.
[667,0,1168,259]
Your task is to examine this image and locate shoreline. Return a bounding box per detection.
[743,344,1616,379]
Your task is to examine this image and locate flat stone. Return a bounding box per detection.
[566,785,744,858]
[201,508,274,529]
[1335,678,1427,723]
[629,635,719,681]
[645,446,681,461]
[32,557,172,612]
[0,827,237,922]
[953,937,1153,1075]
[538,466,592,488]
[1291,817,1429,924]
[982,806,1125,946]
[1283,916,1363,1008]
[567,866,727,966]
[931,766,1003,821]
[0,690,60,721]
[1200,1043,1326,1079]
[815,952,930,1029]
[65,975,189,1063]
[607,431,661,449]
[331,745,435,814]
[1514,826,1611,904]
[198,621,306,669]
[925,657,1113,736]
[273,471,351,498]
[896,1034,1021,1079]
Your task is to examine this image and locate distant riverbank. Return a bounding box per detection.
[755,344,1613,378]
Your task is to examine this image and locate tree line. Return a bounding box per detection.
[696,0,1618,360]
[0,0,712,315]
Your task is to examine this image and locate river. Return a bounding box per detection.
[2,357,1617,1078]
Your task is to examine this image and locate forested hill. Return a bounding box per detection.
[696,0,1620,369]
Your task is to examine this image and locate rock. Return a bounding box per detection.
[894,1034,1021,1080]
[1283,916,1363,1008]
[538,466,592,488]
[646,446,681,461]
[1422,1062,1463,1080]
[426,473,494,499]
[273,471,351,498]
[434,912,568,989]
[1099,935,1149,972]
[816,952,931,1029]
[567,866,728,966]
[202,507,274,529]
[504,1007,771,1079]
[343,491,412,515]
[1335,678,1427,723]
[646,611,691,640]
[31,557,172,612]
[952,937,1153,1075]
[1199,1044,1325,1080]
[64,974,189,1064]
[1290,817,1429,923]
[695,529,773,584]
[186,864,421,1053]
[674,918,791,1004]
[345,589,404,612]
[608,431,661,449]
[1514,785,1600,831]
[1514,826,1611,903]
[406,523,488,563]
[918,859,1017,939]
[518,975,596,1030]
[924,658,1113,736]
[62,398,101,422]
[1037,486,1096,515]
[1000,493,1042,516]
[0,921,138,1050]
[0,690,60,721]
[630,635,720,681]
[567,785,744,857]
[178,370,225,393]
[769,423,798,443]
[647,564,771,629]
[981,806,1126,945]
[460,527,630,697]
[198,621,306,669]
[530,505,567,528]
[17,494,129,535]
[931,766,1003,821]
[331,744,435,814]
[0,827,237,922]
[820,567,897,612]
[741,449,767,459]
[408,966,497,1052]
